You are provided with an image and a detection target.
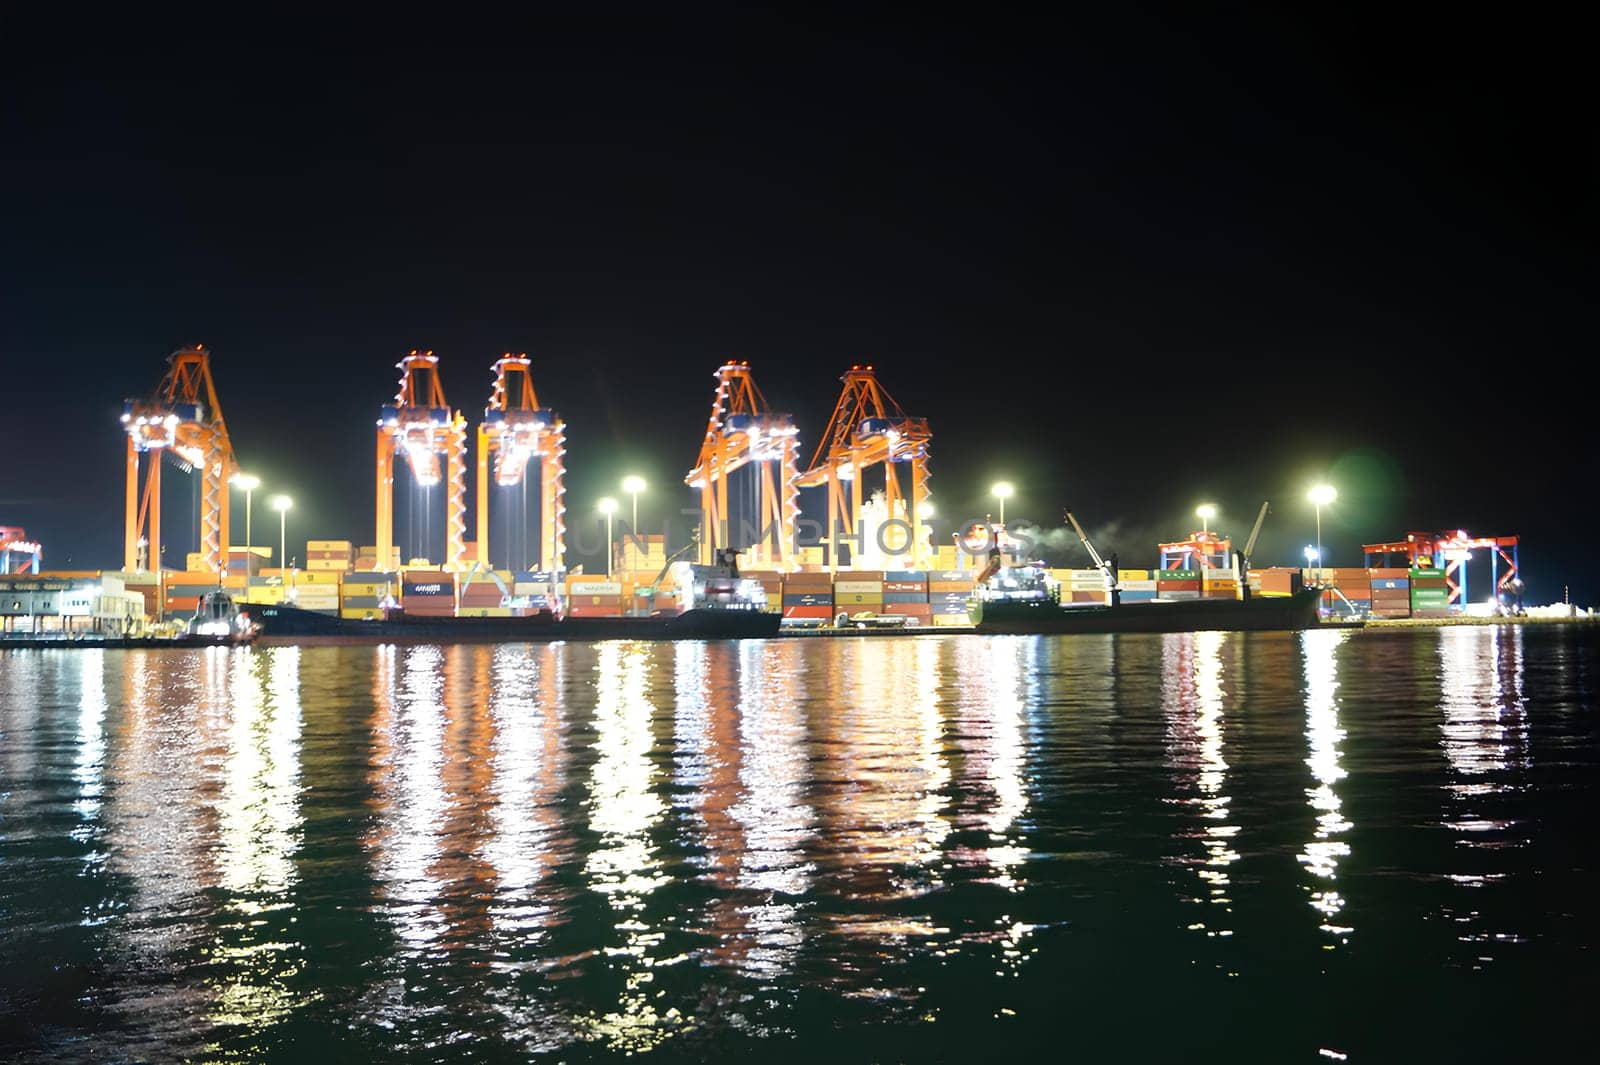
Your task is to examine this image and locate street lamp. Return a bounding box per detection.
[991,481,1015,525]
[1308,484,1336,572]
[270,495,293,596]
[1304,545,1319,565]
[1196,503,1217,534]
[232,472,260,580]
[598,497,618,578]
[621,475,645,573]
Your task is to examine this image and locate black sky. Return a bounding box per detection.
[3,12,1593,601]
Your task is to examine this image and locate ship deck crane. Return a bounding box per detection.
[1234,502,1270,601]
[476,354,566,573]
[795,365,932,571]
[684,362,800,567]
[120,345,237,572]
[376,351,468,571]
[1065,510,1121,606]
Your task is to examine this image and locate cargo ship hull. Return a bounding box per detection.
[248,604,781,643]
[972,589,1322,635]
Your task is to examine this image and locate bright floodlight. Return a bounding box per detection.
[598,497,618,515]
[232,472,261,491]
[1308,484,1337,506]
[1304,545,1319,562]
[991,482,1014,499]
[269,494,293,512]
[920,501,936,519]
[1195,504,1217,521]
[621,475,646,495]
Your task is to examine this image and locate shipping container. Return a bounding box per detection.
[1157,579,1201,592]
[882,591,929,604]
[1162,590,1201,600]
[835,591,883,606]
[340,608,383,620]
[928,580,975,594]
[782,593,833,607]
[833,580,885,594]
[1160,569,1201,581]
[931,614,970,627]
[782,605,832,621]
[882,603,932,617]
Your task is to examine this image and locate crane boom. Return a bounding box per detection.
[1242,502,1270,560]
[1065,511,1107,570]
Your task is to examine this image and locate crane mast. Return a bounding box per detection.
[795,365,933,571]
[684,362,800,567]
[376,351,468,571]
[120,345,237,572]
[476,353,566,573]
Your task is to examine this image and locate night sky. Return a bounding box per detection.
[4,13,1591,602]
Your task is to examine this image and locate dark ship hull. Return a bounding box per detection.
[248,604,781,643]
[972,588,1322,635]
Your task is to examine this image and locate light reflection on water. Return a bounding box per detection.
[1300,629,1353,940]
[1,626,1596,1061]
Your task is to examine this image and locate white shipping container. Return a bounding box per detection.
[568,581,623,596]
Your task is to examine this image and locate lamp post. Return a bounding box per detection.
[1308,484,1336,574]
[991,481,1014,526]
[621,475,645,574]
[232,473,260,580]
[599,497,618,579]
[1196,503,1216,535]
[270,495,293,597]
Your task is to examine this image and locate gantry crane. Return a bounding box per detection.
[1364,529,1521,609]
[376,351,469,571]
[476,353,566,573]
[684,362,800,567]
[796,365,933,570]
[120,345,237,572]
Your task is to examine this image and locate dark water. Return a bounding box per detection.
[3,627,1597,1062]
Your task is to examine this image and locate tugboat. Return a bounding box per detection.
[185,589,259,644]
[972,503,1322,635]
[251,547,780,643]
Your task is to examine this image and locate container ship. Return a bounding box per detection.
[969,506,1320,636]
[248,555,780,643]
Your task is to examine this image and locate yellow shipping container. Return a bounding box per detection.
[835,591,883,606]
[308,540,353,551]
[340,608,382,620]
[305,559,350,572]
[292,571,342,585]
[932,614,971,626]
[833,580,884,594]
[1118,569,1151,582]
[241,586,285,605]
[457,607,513,618]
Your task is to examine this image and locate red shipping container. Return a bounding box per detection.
[568,604,624,617]
[1157,580,1200,591]
[1367,568,1409,579]
[782,605,833,620]
[883,603,932,617]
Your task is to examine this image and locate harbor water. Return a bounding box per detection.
[2,627,1596,1061]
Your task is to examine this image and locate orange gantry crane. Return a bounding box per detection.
[476,353,567,573]
[796,365,933,570]
[376,351,469,571]
[684,361,801,567]
[121,345,238,572]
